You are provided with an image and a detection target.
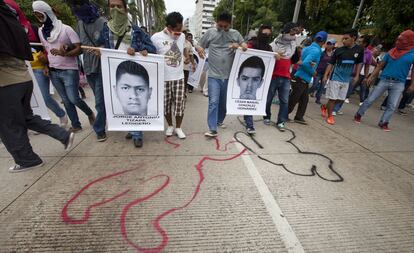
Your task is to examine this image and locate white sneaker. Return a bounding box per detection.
[9,162,43,173]
[332,111,337,116]
[337,111,344,115]
[165,126,174,136]
[175,128,186,139]
[344,98,350,104]
[359,102,363,106]
[60,115,68,128]
[217,122,227,129]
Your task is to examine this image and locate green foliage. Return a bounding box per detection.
[368,0,414,47]
[15,0,76,28]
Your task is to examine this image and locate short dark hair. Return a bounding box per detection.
[259,24,272,33]
[217,11,232,23]
[344,28,358,39]
[165,12,183,28]
[360,35,372,47]
[186,32,193,37]
[108,0,127,9]
[116,60,149,86]
[238,56,265,79]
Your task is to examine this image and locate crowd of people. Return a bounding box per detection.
[0,0,413,172]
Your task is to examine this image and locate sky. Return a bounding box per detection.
[165,0,196,20]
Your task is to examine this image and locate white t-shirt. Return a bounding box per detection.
[151,30,185,81]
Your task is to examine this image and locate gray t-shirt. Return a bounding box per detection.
[76,17,107,75]
[199,28,244,79]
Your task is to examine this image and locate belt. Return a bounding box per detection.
[293,76,309,85]
[384,77,400,82]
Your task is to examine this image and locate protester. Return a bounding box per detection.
[71,0,108,142]
[265,23,298,132]
[151,12,187,139]
[355,30,414,131]
[32,0,95,133]
[321,29,364,125]
[5,0,69,128]
[97,0,156,147]
[0,0,74,172]
[183,31,196,93]
[198,11,247,137]
[288,31,328,125]
[309,38,336,105]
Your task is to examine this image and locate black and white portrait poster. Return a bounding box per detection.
[26,62,50,120]
[226,49,275,116]
[187,48,206,88]
[100,48,165,131]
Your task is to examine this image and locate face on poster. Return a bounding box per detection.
[187,49,206,88]
[227,49,275,116]
[101,49,165,131]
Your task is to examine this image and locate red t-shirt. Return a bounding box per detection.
[273,58,291,79]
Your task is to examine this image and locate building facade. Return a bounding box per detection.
[194,0,221,39]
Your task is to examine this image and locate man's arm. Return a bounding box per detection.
[323,64,333,83]
[366,61,386,86]
[300,49,319,75]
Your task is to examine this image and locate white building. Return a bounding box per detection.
[194,0,221,39]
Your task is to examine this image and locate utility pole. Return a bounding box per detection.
[352,0,365,28]
[292,0,302,23]
[231,0,235,28]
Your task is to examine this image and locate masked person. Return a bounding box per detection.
[32,0,95,133]
[71,0,108,142]
[243,24,274,134]
[265,22,299,132]
[197,12,247,137]
[0,0,74,172]
[97,0,156,148]
[354,30,414,131]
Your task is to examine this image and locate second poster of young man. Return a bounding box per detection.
[101,49,165,131]
[227,49,275,116]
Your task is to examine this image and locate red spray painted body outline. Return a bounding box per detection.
[61,134,246,253]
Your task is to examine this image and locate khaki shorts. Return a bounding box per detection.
[325,80,349,100]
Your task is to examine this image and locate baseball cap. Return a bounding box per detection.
[327,38,336,44]
[315,31,328,42]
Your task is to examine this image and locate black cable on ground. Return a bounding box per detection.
[235,117,344,182]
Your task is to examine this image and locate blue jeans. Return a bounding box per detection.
[207,77,228,131]
[264,77,290,124]
[130,131,143,140]
[33,69,66,118]
[86,73,106,135]
[49,69,93,128]
[357,79,405,124]
[309,72,324,102]
[244,115,254,129]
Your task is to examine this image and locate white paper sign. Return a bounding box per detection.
[226,49,276,116]
[26,62,50,120]
[101,48,165,131]
[187,49,206,88]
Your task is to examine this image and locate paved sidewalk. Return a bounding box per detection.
[1,88,413,252]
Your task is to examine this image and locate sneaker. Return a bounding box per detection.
[354,113,362,124]
[315,100,321,105]
[175,128,186,139]
[378,122,391,132]
[188,89,193,93]
[294,118,308,125]
[203,93,208,97]
[407,104,414,108]
[204,130,218,137]
[332,111,337,116]
[133,138,143,148]
[277,122,286,132]
[359,102,363,106]
[88,113,96,126]
[59,115,68,128]
[263,119,271,125]
[165,126,174,137]
[344,98,350,104]
[326,116,335,125]
[320,105,327,118]
[337,111,344,115]
[9,162,43,173]
[217,122,227,129]
[398,109,407,115]
[125,132,132,139]
[64,132,75,151]
[97,133,107,142]
[69,127,82,133]
[246,127,256,134]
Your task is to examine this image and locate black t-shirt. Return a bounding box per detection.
[329,45,364,82]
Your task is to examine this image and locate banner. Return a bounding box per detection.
[101,48,165,131]
[226,49,276,116]
[26,62,50,120]
[187,48,206,88]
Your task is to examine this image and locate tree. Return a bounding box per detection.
[15,0,76,28]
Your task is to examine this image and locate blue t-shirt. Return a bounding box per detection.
[380,49,414,82]
[329,45,364,83]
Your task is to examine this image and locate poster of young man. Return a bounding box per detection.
[226,49,275,116]
[27,62,50,120]
[100,49,165,131]
[187,48,206,88]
